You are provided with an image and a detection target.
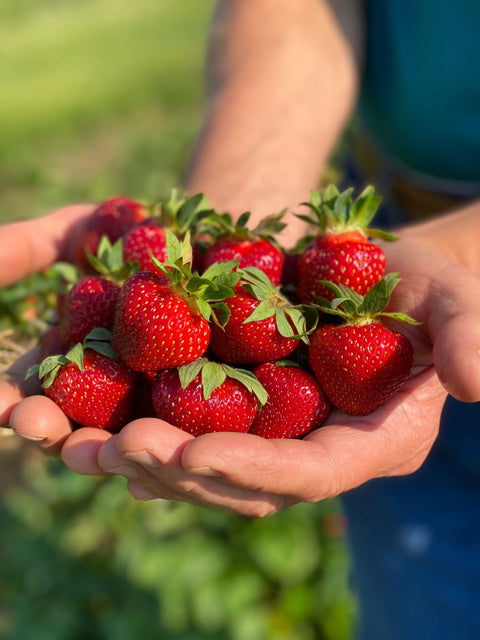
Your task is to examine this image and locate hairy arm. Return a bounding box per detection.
[186,0,364,246]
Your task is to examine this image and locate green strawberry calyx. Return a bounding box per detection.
[178,356,268,404]
[197,208,286,246]
[313,273,420,326]
[26,327,118,388]
[148,189,214,237]
[238,266,318,341]
[151,230,242,327]
[297,184,397,242]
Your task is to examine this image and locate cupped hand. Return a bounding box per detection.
[4,213,480,517]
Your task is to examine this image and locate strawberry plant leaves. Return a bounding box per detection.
[244,300,275,323]
[65,343,85,371]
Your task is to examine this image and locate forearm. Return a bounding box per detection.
[185,0,363,247]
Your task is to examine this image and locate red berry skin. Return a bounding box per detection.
[68,198,148,272]
[152,368,258,436]
[297,240,386,304]
[122,220,167,272]
[249,362,331,439]
[308,322,414,416]
[44,350,137,432]
[111,271,210,373]
[204,238,284,286]
[59,276,120,347]
[209,287,298,365]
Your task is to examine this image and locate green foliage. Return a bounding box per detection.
[0,458,356,640]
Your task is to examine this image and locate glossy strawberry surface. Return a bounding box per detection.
[298,240,386,304]
[204,238,284,285]
[112,271,210,373]
[209,286,298,365]
[309,322,414,415]
[152,368,258,436]
[122,220,168,272]
[59,275,120,346]
[68,197,148,272]
[44,349,137,431]
[249,362,331,439]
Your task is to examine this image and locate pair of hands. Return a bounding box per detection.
[2,203,480,517]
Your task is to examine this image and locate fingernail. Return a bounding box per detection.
[187,466,223,478]
[124,450,160,469]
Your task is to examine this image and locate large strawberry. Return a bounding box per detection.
[249,361,331,439]
[209,267,312,365]
[297,185,396,304]
[27,329,137,432]
[67,197,148,272]
[122,191,211,273]
[152,357,267,436]
[201,210,286,285]
[308,275,417,415]
[112,232,241,374]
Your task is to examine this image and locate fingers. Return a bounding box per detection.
[0,203,94,286]
[61,428,112,475]
[385,238,480,402]
[9,395,73,456]
[180,368,446,506]
[97,419,287,516]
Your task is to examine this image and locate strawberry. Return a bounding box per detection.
[122,191,211,273]
[67,197,148,272]
[201,210,286,285]
[111,232,241,374]
[297,185,396,304]
[249,361,331,439]
[308,275,417,415]
[209,267,311,365]
[57,237,138,347]
[152,357,267,436]
[27,329,137,432]
[59,275,120,347]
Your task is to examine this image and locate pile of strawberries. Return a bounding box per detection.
[28,186,417,439]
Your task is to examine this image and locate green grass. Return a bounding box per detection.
[0,0,214,221]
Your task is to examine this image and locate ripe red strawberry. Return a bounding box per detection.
[122,191,211,273]
[249,361,331,439]
[201,211,286,285]
[112,232,241,374]
[152,358,267,436]
[209,267,310,365]
[67,197,148,272]
[28,331,137,431]
[59,275,120,347]
[57,236,138,347]
[308,275,417,415]
[297,185,396,304]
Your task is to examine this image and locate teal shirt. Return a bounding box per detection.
[360,0,480,183]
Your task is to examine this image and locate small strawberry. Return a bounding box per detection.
[249,361,331,439]
[27,329,137,432]
[209,267,313,365]
[297,185,396,304]
[308,275,418,415]
[56,237,138,347]
[122,191,211,273]
[112,232,241,374]
[152,357,267,436]
[67,197,148,272]
[201,210,286,285]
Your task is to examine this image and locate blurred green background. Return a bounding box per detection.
[0,1,356,638]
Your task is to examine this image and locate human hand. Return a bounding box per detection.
[7,222,476,517]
